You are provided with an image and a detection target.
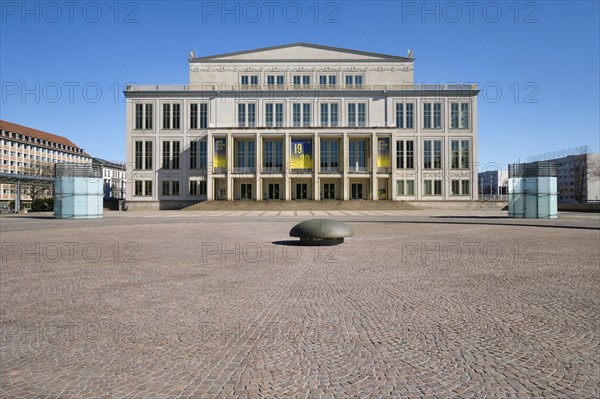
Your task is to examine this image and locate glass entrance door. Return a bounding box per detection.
[268,183,280,199]
[351,183,363,199]
[240,183,252,200]
[323,183,335,199]
[296,183,308,199]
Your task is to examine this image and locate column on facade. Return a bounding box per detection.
[342,132,349,201]
[206,132,214,201]
[255,132,262,201]
[284,132,291,201]
[371,131,377,201]
[226,133,233,201]
[314,132,320,201]
[391,130,397,201]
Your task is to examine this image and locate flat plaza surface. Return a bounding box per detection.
[0,210,599,398]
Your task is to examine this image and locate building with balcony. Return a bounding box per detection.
[0,120,91,208]
[124,43,479,209]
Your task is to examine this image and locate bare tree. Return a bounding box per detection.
[20,161,55,202]
[572,157,600,203]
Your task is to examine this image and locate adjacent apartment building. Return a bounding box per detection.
[553,153,600,203]
[92,157,126,199]
[124,43,479,209]
[0,120,91,208]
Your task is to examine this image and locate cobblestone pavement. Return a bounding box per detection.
[0,212,598,398]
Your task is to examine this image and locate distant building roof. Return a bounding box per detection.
[92,157,125,169]
[0,119,89,157]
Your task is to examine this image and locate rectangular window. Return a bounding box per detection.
[462,180,470,195]
[172,104,180,129]
[396,141,404,168]
[423,103,431,129]
[238,104,246,127]
[135,141,143,170]
[302,75,310,85]
[396,103,404,128]
[189,180,198,196]
[319,75,327,85]
[348,103,356,127]
[144,181,152,196]
[320,103,328,127]
[275,103,283,127]
[451,140,470,169]
[135,104,143,129]
[302,104,311,127]
[198,103,207,128]
[135,180,143,196]
[357,103,366,127]
[461,140,469,168]
[293,103,301,127]
[238,103,256,127]
[406,180,414,195]
[461,103,470,129]
[423,140,432,169]
[172,141,180,169]
[135,103,153,129]
[451,103,459,129]
[423,102,441,129]
[452,180,460,195]
[163,104,171,129]
[434,180,442,195]
[345,75,363,86]
[451,103,470,129]
[162,180,170,196]
[248,103,256,127]
[424,180,432,195]
[172,180,179,196]
[406,103,413,128]
[433,103,441,128]
[397,180,404,195]
[265,103,274,127]
[451,140,460,169]
[265,103,283,128]
[145,104,153,129]
[199,140,207,168]
[433,140,442,169]
[396,140,414,169]
[190,103,198,129]
[162,141,170,169]
[293,75,301,85]
[241,75,258,86]
[190,141,197,169]
[144,141,153,170]
[267,75,275,85]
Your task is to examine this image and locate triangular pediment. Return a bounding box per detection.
[191,43,412,62]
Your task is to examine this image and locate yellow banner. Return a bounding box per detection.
[290,139,312,170]
[377,138,390,168]
[213,138,227,168]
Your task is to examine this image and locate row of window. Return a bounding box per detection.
[0,130,84,154]
[134,139,470,171]
[134,180,207,196]
[240,74,364,86]
[132,178,470,197]
[134,102,471,130]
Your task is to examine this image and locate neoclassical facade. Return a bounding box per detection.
[125,43,479,208]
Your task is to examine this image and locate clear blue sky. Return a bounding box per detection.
[1,0,599,169]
